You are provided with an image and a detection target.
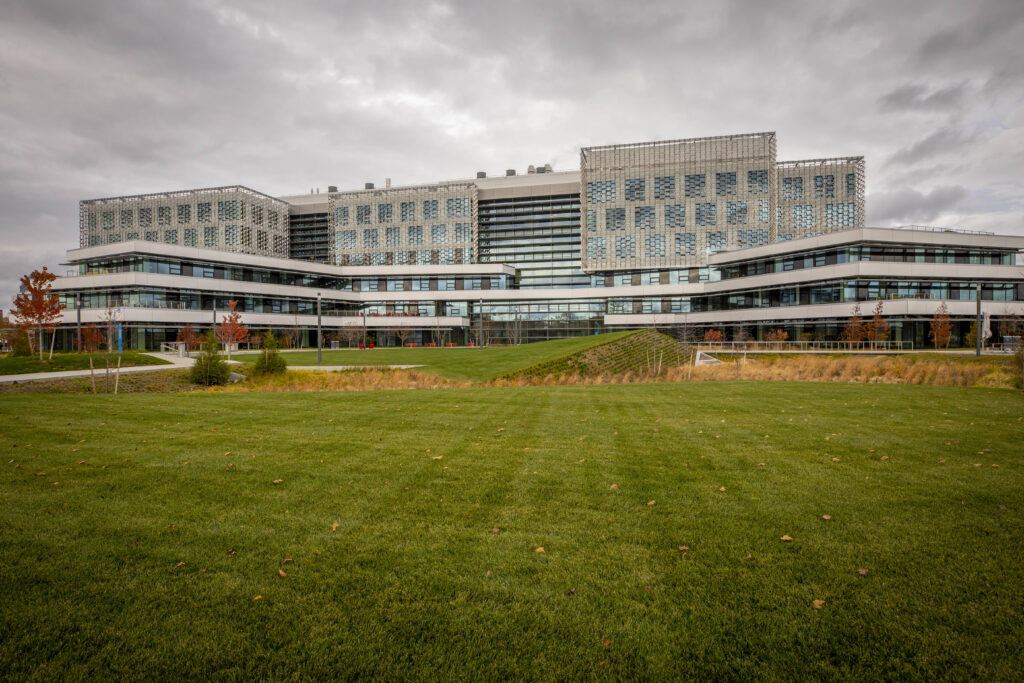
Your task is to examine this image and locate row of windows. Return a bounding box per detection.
[86,227,286,252]
[334,198,471,227]
[335,223,472,250]
[587,170,775,204]
[781,173,858,201]
[587,230,747,260]
[88,201,277,230]
[590,200,774,231]
[337,249,474,266]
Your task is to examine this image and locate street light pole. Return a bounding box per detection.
[317,292,322,365]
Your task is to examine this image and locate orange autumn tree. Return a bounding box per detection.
[177,323,200,351]
[929,302,952,349]
[703,329,724,342]
[215,300,249,361]
[12,267,65,361]
[81,324,105,353]
[840,302,867,343]
[866,300,890,349]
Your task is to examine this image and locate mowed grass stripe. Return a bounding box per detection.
[0,382,1021,679]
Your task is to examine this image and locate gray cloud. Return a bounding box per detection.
[0,0,1023,307]
[867,185,968,224]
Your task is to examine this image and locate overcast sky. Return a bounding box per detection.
[1,0,1022,307]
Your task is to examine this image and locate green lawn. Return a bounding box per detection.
[0,351,170,375]
[1,382,1021,679]
[237,330,636,381]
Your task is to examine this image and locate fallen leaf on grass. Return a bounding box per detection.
[272,479,283,484]
[485,570,491,577]
[647,500,656,506]
[757,463,766,467]
[174,561,185,569]
[812,599,825,610]
[331,522,338,532]
[278,568,287,578]
[565,588,576,596]
[609,483,619,490]
[780,535,794,542]
[602,638,611,647]
[939,459,946,464]
[431,455,443,460]
[718,487,726,493]
[490,527,500,534]
[678,545,689,552]
[227,548,237,556]
[857,569,869,576]
[253,595,263,601]
[832,458,841,463]
[35,472,46,476]
[283,557,292,564]
[535,547,546,554]
[822,514,832,521]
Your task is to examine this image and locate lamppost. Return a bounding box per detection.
[317,292,322,366]
[976,282,982,357]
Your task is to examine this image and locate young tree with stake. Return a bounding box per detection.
[11,267,65,361]
[215,300,249,362]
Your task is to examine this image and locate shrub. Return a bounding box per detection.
[11,330,32,357]
[252,330,287,377]
[190,331,230,385]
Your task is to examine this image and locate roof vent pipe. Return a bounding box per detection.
[476,171,487,178]
[506,169,516,176]
[544,163,552,173]
[527,165,536,174]
[365,182,375,190]
[385,178,391,188]
[328,185,338,193]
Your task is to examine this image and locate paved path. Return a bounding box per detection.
[0,352,193,385]
[287,364,424,371]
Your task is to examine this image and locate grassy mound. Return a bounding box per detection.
[0,351,171,376]
[501,328,690,380]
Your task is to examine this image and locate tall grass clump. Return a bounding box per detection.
[190,331,230,386]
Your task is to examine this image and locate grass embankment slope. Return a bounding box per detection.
[0,351,170,376]
[1,382,1022,679]
[236,330,637,381]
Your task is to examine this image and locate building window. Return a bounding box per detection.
[447,197,470,218]
[120,209,133,229]
[625,178,645,201]
[757,199,769,224]
[143,230,158,242]
[177,204,191,224]
[587,237,607,259]
[782,177,803,200]
[400,201,415,221]
[164,229,177,244]
[654,176,675,199]
[431,224,447,244]
[101,211,115,229]
[394,251,409,265]
[225,225,239,246]
[825,202,856,227]
[707,231,727,252]
[386,227,400,247]
[183,228,197,247]
[371,252,387,265]
[454,223,471,242]
[685,174,706,197]
[438,248,456,264]
[586,209,597,232]
[252,205,263,226]
[423,200,439,219]
[605,207,626,230]
[635,206,655,229]
[357,205,372,225]
[696,202,717,226]
[334,206,349,226]
[197,203,212,223]
[363,229,379,248]
[737,229,769,248]
[814,174,835,198]
[88,212,97,230]
[615,235,636,258]
[257,231,268,251]
[378,203,393,223]
[793,205,814,230]
[727,200,747,225]
[218,200,240,221]
[408,225,424,246]
[337,229,356,249]
[138,208,152,227]
[665,204,685,228]
[645,234,666,257]
[203,226,218,247]
[415,249,431,265]
[846,173,857,197]
[586,180,616,203]
[716,172,737,196]
[675,232,696,256]
[748,170,769,194]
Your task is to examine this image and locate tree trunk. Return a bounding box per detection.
[48,328,57,360]
[38,326,44,361]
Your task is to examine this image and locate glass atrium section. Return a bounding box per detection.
[477,194,589,288]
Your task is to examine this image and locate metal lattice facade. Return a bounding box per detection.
[326,182,477,266]
[776,157,865,240]
[580,133,779,271]
[79,186,291,258]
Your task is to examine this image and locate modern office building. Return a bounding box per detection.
[49,132,1024,349]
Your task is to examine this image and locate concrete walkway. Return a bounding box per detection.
[0,352,193,385]
[287,364,424,371]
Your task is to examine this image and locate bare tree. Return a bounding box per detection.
[393,326,413,347]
